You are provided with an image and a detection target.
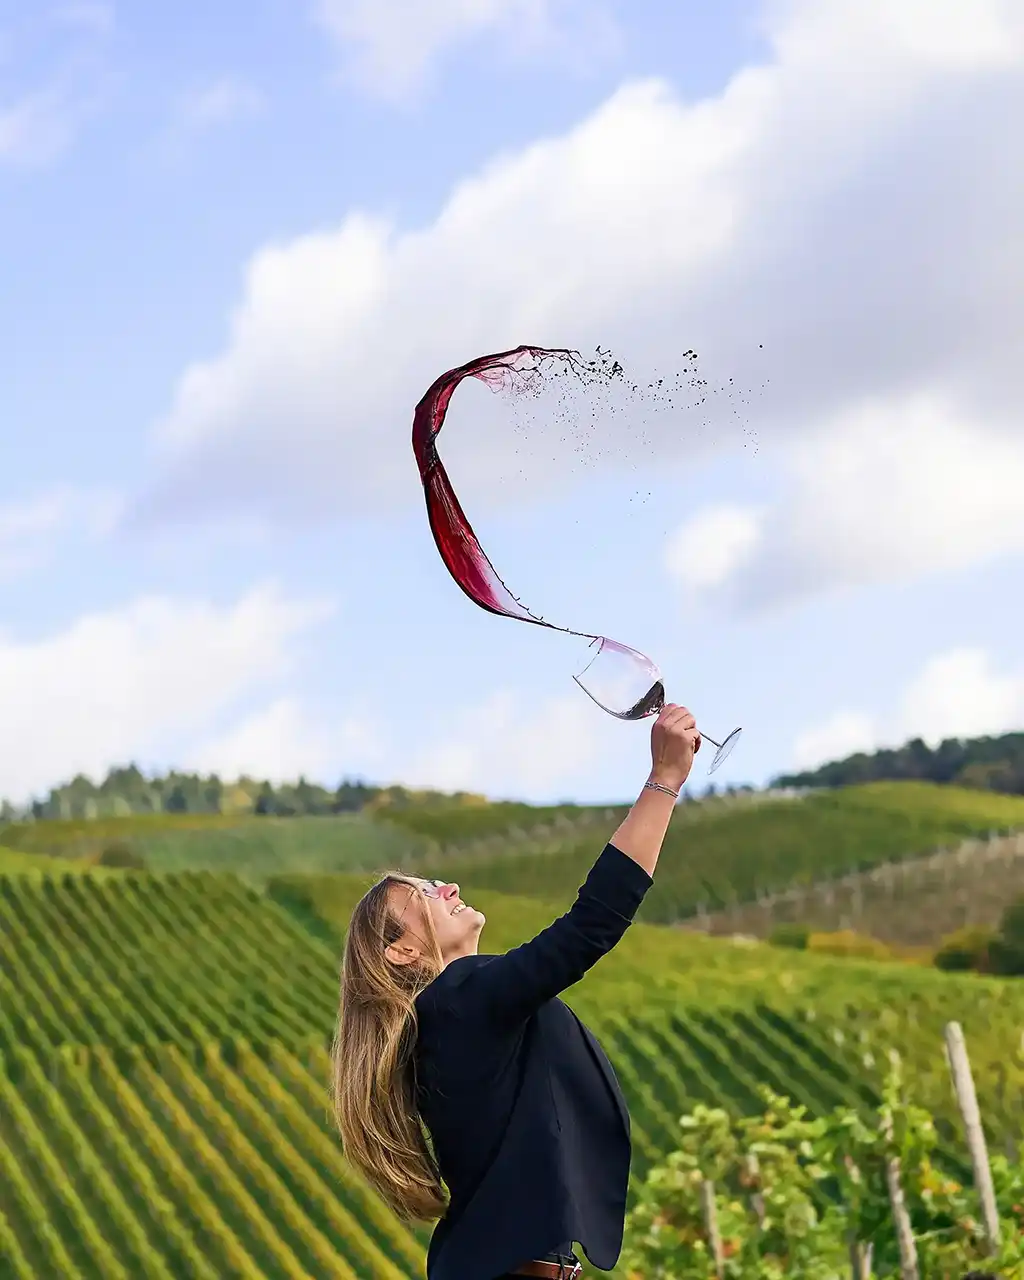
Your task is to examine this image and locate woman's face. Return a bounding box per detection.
[386,877,485,967]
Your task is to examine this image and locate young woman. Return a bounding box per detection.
[332,704,702,1280]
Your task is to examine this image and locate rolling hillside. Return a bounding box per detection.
[4,783,1024,1276]
[679,830,1024,948]
[394,782,1024,925]
[6,781,1024,907]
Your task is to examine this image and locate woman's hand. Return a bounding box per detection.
[649,703,701,792]
[609,704,702,876]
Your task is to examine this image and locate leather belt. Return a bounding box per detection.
[508,1263,582,1279]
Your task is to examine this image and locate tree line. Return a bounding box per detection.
[6,727,1019,824]
[0,766,752,825]
[772,731,1024,795]
[0,763,477,823]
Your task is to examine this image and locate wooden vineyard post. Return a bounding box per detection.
[744,1152,766,1230]
[700,1177,725,1279]
[943,1021,1001,1252]
[848,1237,873,1280]
[882,1112,919,1280]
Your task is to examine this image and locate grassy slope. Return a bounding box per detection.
[0,845,126,877]
[0,814,429,883]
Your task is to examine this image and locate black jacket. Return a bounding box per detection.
[414,842,654,1280]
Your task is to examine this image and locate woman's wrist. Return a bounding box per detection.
[640,773,680,793]
[647,768,685,794]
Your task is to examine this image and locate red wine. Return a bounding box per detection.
[625,680,665,721]
[412,345,593,633]
[413,346,664,720]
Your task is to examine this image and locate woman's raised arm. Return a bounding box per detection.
[445,705,701,1025]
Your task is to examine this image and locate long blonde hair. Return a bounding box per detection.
[330,872,448,1223]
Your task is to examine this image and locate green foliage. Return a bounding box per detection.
[622,1060,1024,1278]
[621,1095,847,1278]
[92,843,147,870]
[935,927,997,973]
[774,730,1024,796]
[769,923,810,949]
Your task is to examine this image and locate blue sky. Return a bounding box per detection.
[2,0,1023,807]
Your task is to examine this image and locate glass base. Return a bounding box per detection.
[709,727,742,774]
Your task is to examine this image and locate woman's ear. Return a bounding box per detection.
[384,941,420,967]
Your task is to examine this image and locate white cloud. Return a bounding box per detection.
[666,395,1024,608]
[790,647,1024,770]
[665,505,763,591]
[0,486,120,581]
[792,711,877,771]
[185,696,376,783]
[135,0,1024,558]
[313,0,617,100]
[401,689,611,797]
[0,583,334,804]
[176,77,265,131]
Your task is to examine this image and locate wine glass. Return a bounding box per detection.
[573,636,742,775]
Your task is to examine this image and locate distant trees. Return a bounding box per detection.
[2,765,389,823]
[934,894,1024,977]
[0,766,480,824]
[774,732,1024,796]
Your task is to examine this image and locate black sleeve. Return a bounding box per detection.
[450,843,653,1025]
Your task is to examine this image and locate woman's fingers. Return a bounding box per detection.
[663,705,696,733]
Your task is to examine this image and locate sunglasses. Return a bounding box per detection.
[386,880,448,953]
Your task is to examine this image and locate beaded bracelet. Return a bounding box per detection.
[644,780,680,799]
